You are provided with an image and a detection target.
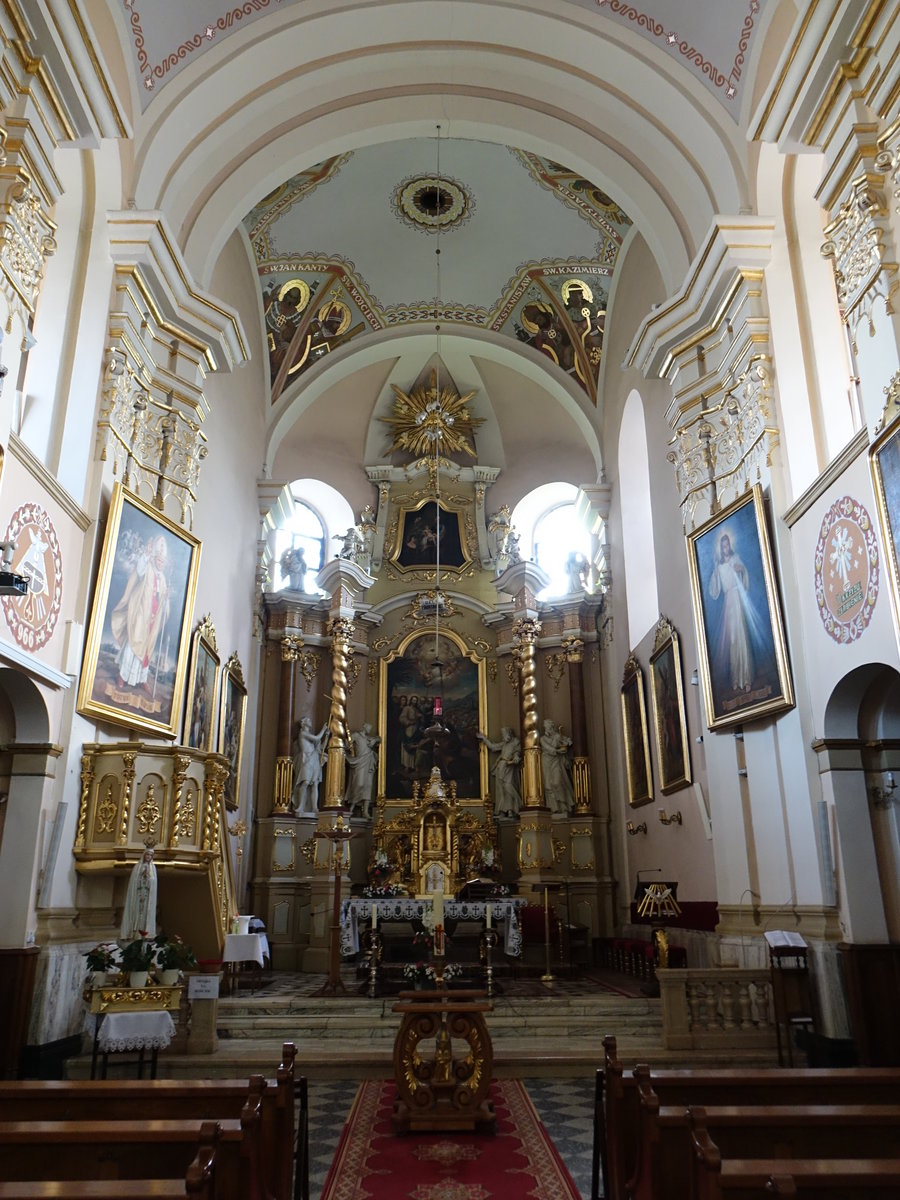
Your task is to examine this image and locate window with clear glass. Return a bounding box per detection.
[274,498,326,591]
[533,502,591,597]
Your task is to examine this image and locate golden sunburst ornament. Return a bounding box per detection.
[382,369,484,458]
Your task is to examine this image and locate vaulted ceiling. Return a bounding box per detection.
[105,0,773,494]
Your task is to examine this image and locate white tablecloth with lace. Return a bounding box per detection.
[340,897,526,957]
[85,1009,176,1052]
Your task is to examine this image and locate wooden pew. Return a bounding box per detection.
[0,1042,301,1200]
[631,1102,900,1200]
[0,1124,217,1198]
[0,1096,267,1200]
[689,1112,900,1199]
[599,1035,900,1200]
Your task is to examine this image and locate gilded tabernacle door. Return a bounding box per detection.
[378,629,487,803]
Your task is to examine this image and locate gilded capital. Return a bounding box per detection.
[281,634,304,662]
[563,636,584,664]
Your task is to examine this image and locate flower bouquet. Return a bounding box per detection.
[84,942,120,985]
[362,882,406,898]
[153,933,196,984]
[121,934,154,986]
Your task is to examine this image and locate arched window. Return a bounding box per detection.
[512,483,592,598]
[273,478,355,593]
[618,389,658,644]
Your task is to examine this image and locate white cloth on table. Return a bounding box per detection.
[340,897,526,957]
[223,932,270,966]
[86,1010,176,1052]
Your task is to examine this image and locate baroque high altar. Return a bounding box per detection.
[252,367,610,971]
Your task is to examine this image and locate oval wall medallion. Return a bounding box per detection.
[1,502,63,651]
[813,495,879,642]
[393,174,473,233]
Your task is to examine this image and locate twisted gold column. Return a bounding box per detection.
[74,751,95,852]
[274,634,302,813]
[514,617,544,808]
[118,752,137,845]
[563,635,592,813]
[323,617,354,809]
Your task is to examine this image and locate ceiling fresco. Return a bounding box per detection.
[242,139,631,404]
[121,0,766,112]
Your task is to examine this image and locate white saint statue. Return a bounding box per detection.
[291,716,329,813]
[120,847,158,940]
[345,723,381,819]
[540,718,575,814]
[477,727,522,817]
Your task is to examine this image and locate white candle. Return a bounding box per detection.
[371,904,377,930]
[486,903,492,930]
[434,889,444,927]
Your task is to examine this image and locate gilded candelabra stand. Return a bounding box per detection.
[480,927,499,998]
[313,814,357,998]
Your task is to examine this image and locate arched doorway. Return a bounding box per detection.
[817,663,900,1065]
[0,665,54,1078]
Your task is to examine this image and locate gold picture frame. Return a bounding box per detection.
[378,628,487,802]
[77,483,201,738]
[686,485,794,730]
[649,617,692,795]
[219,652,247,811]
[389,499,474,576]
[183,614,220,751]
[871,403,900,637]
[621,653,653,808]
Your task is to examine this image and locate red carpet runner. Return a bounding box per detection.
[321,1078,581,1199]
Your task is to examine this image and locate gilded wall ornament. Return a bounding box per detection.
[381,370,484,458]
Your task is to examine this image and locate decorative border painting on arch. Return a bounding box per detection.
[219,653,247,811]
[77,483,201,738]
[379,629,486,801]
[649,617,692,795]
[621,653,653,808]
[686,485,794,731]
[183,614,220,751]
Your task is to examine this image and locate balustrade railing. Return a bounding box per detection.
[656,966,777,1052]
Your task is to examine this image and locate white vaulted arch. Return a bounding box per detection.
[120,2,749,291]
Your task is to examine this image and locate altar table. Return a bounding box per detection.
[85,1009,176,1079]
[340,897,526,958]
[222,932,270,992]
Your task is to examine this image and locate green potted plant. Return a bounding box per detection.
[121,935,154,987]
[154,933,196,985]
[84,942,118,986]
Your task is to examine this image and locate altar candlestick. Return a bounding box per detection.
[434,889,444,927]
[372,905,377,930]
[486,903,492,930]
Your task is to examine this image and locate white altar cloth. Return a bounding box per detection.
[86,1009,176,1052]
[340,897,526,957]
[223,932,270,966]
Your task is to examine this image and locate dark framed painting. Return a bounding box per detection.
[621,653,652,807]
[686,485,794,731]
[871,409,900,635]
[183,614,220,751]
[379,629,485,800]
[649,618,691,795]
[391,501,470,572]
[219,653,247,811]
[77,483,201,738]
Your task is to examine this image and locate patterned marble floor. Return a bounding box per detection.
[306,1075,596,1199]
